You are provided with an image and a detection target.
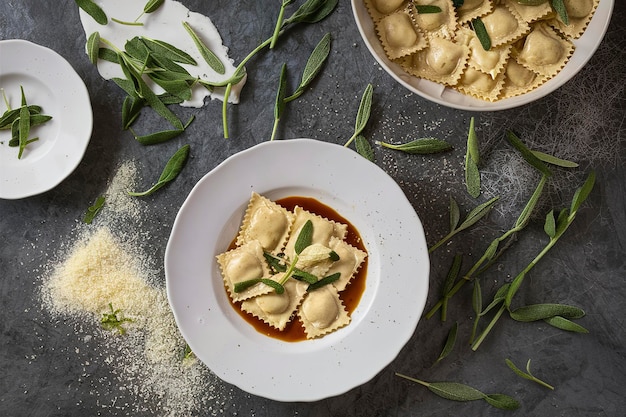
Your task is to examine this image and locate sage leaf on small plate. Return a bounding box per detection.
[129,144,190,196]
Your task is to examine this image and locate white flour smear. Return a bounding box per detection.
[39,161,234,416]
[78,0,246,105]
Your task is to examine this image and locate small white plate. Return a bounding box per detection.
[165,139,430,402]
[0,39,93,199]
[351,0,614,111]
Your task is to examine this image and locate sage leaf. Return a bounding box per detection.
[415,5,442,13]
[570,170,595,214]
[270,0,294,49]
[544,315,589,333]
[441,254,462,321]
[544,209,556,238]
[470,278,482,343]
[264,252,287,273]
[517,0,549,4]
[17,89,31,160]
[283,0,338,27]
[532,150,578,168]
[87,32,100,65]
[74,0,108,25]
[456,196,499,233]
[465,117,481,197]
[294,220,314,255]
[183,21,225,74]
[0,105,41,129]
[292,269,318,284]
[142,37,197,65]
[480,283,510,316]
[271,63,288,141]
[471,17,491,50]
[144,0,164,13]
[509,303,585,322]
[83,196,105,224]
[121,96,144,129]
[285,32,331,102]
[378,138,453,154]
[484,393,521,410]
[551,0,569,25]
[307,272,340,291]
[345,83,373,147]
[129,144,190,196]
[515,174,547,229]
[233,278,262,293]
[506,358,554,390]
[132,128,184,145]
[506,130,552,177]
[261,278,285,294]
[355,135,374,161]
[434,322,458,364]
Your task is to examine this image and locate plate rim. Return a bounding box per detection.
[0,39,93,199]
[165,138,430,402]
[351,0,615,111]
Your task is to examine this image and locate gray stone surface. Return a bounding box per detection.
[1,1,625,416]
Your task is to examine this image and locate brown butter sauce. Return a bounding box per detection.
[227,196,368,342]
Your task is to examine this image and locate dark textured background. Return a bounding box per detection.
[1,1,625,416]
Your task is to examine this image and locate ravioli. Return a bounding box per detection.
[217,193,367,340]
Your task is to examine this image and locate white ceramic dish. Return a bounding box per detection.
[351,0,614,111]
[165,139,430,402]
[0,39,93,199]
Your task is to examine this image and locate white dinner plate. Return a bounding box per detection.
[351,0,614,111]
[0,39,93,199]
[165,139,430,402]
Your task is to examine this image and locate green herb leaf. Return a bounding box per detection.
[440,254,462,321]
[292,269,318,284]
[144,0,164,14]
[74,0,108,25]
[183,21,226,74]
[544,315,589,333]
[132,127,185,145]
[465,117,481,197]
[509,303,585,322]
[570,170,595,214]
[294,220,314,255]
[457,197,499,233]
[101,303,133,335]
[531,150,579,168]
[470,278,482,343]
[415,5,442,13]
[233,278,262,293]
[345,83,373,147]
[483,393,521,410]
[551,0,569,25]
[17,88,31,160]
[378,138,453,154]
[121,96,144,129]
[260,278,285,294]
[283,0,338,27]
[506,131,552,177]
[141,37,197,65]
[506,358,554,390]
[285,32,331,102]
[129,144,190,196]
[434,322,458,364]
[449,196,460,231]
[307,272,340,291]
[271,0,294,48]
[83,196,105,224]
[355,135,375,161]
[87,32,101,65]
[271,63,288,141]
[544,209,556,238]
[471,17,491,50]
[264,252,287,273]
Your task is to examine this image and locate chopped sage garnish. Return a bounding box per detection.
[396,374,520,410]
[74,0,108,25]
[101,303,133,335]
[83,196,105,224]
[415,5,442,13]
[377,138,453,154]
[506,358,554,390]
[129,144,190,196]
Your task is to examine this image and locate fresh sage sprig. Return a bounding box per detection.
[428,196,499,254]
[220,0,338,138]
[128,144,190,196]
[377,138,452,154]
[344,83,373,148]
[434,321,458,365]
[355,135,375,161]
[74,0,108,25]
[395,374,520,410]
[465,117,481,197]
[101,303,133,335]
[506,358,554,390]
[471,171,595,351]
[270,33,331,141]
[271,0,294,49]
[83,196,105,224]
